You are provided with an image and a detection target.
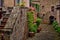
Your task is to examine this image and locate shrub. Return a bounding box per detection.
[55,25,59,30]
[55,27,60,33]
[52,21,58,27]
[29,24,37,33]
[27,11,37,33]
[27,11,34,27]
[52,21,60,33]
[36,18,42,27]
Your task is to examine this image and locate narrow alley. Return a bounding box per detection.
[0,0,60,40]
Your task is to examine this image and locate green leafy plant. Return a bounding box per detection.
[36,18,42,27]
[55,25,59,30]
[55,27,60,33]
[52,21,58,27]
[29,24,37,33]
[52,20,60,33]
[27,11,37,33]
[27,11,34,27]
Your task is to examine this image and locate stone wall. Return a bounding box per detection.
[32,0,59,23]
[4,0,14,7]
[39,0,59,23]
[3,0,30,7]
[39,0,58,14]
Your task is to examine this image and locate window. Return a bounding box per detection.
[15,0,20,5]
[0,0,4,7]
[17,0,20,4]
[33,4,40,12]
[51,6,54,12]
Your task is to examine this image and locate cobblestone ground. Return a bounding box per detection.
[27,24,60,40]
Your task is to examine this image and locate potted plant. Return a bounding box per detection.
[37,27,42,33]
[29,29,35,37]
[36,18,42,33]
[27,11,35,37]
[28,24,37,37]
[36,18,42,27]
[28,31,35,37]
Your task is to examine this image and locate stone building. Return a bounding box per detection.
[36,0,59,23]
[40,0,58,22]
[2,0,30,7]
[39,0,58,15]
[3,0,15,7]
[15,0,30,7]
[31,0,60,24]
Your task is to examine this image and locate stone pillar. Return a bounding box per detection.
[56,10,60,23]
[19,7,28,40]
[56,0,60,24]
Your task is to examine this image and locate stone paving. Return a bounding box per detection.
[27,24,60,40]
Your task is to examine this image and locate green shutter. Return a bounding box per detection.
[36,4,40,12]
[33,4,40,12]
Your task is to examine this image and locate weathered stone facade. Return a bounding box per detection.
[32,0,60,24]
[4,0,14,7]
[3,0,30,7]
[38,0,59,23]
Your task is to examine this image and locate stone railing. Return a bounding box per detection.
[9,7,28,40]
[0,7,28,40]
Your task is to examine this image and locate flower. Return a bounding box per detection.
[29,6,35,11]
[20,2,25,6]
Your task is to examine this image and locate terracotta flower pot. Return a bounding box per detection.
[28,32,35,37]
[37,28,42,33]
